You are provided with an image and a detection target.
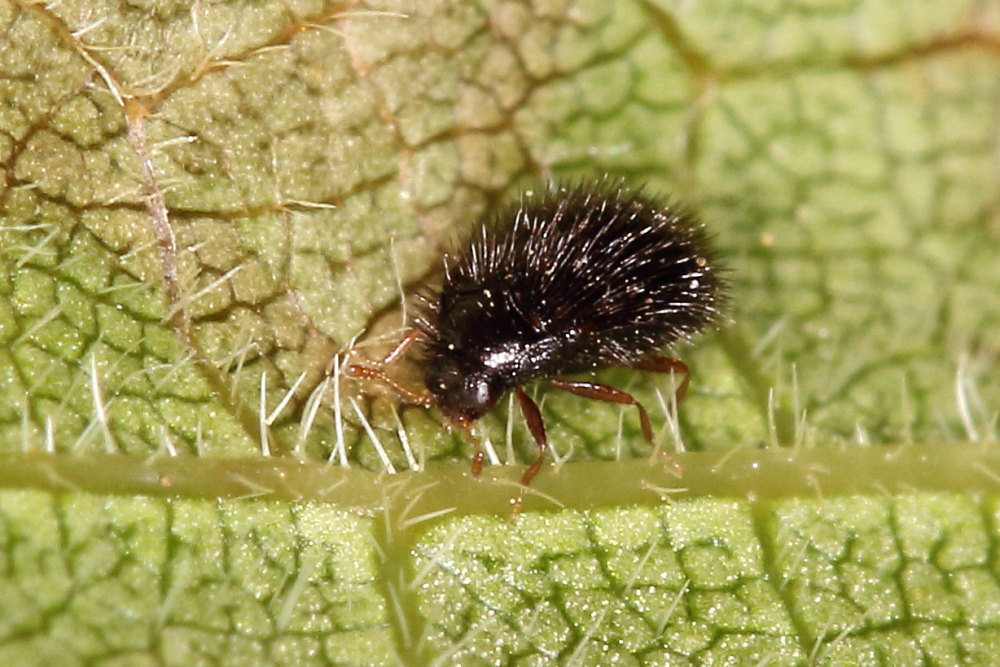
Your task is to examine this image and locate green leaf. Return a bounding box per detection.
[0,488,394,665]
[1,0,999,663]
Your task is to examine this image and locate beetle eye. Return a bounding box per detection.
[470,377,493,408]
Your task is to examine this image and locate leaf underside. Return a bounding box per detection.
[1,0,999,662]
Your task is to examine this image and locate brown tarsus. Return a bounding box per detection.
[344,329,433,407]
[344,328,689,519]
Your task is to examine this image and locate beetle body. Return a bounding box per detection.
[348,180,726,516]
[419,182,723,425]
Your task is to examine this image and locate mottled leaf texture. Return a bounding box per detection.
[1,0,999,663]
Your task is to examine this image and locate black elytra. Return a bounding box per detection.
[346,180,726,517]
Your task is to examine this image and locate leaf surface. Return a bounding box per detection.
[1,0,999,662]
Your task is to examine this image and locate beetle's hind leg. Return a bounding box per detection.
[630,356,690,402]
[549,377,683,474]
[550,379,656,441]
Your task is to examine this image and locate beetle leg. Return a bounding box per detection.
[550,379,654,442]
[344,327,434,407]
[550,378,682,475]
[381,327,423,366]
[512,387,548,519]
[451,416,485,476]
[630,356,690,402]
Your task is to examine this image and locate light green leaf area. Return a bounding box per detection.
[415,491,1000,664]
[1,0,999,662]
[0,488,394,665]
